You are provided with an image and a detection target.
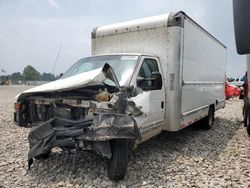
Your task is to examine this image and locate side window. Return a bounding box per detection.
[138,59,159,90]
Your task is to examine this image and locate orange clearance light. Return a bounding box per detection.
[14,103,22,111]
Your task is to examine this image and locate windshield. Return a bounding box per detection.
[61,55,139,86]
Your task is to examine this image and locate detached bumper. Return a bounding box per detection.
[28,113,140,165]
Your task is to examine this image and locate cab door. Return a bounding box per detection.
[131,56,165,141]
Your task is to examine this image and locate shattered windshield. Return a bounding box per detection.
[61,55,139,86]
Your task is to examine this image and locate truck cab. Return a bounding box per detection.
[14,54,165,134]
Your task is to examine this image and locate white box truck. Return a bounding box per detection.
[14,11,227,180]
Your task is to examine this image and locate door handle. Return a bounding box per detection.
[161,101,164,109]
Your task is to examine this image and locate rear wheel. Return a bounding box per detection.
[246,110,250,136]
[243,106,248,127]
[203,106,214,130]
[108,139,128,181]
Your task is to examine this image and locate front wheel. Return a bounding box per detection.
[108,139,128,181]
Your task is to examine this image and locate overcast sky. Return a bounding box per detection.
[0,0,246,77]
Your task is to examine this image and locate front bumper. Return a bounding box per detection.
[28,113,140,166]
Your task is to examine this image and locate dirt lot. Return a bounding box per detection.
[0,85,249,188]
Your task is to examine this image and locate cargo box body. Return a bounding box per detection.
[92,11,226,134]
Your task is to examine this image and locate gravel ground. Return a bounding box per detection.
[0,85,250,188]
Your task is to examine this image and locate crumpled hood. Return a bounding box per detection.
[17,68,106,99]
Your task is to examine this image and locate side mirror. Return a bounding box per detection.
[136,72,162,90]
[136,76,145,87]
[151,71,162,90]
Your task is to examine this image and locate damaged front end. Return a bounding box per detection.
[14,63,143,172]
[28,113,140,169]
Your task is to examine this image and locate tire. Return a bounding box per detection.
[203,106,214,130]
[108,139,128,181]
[246,110,250,136]
[247,124,250,136]
[243,106,248,127]
[239,94,244,100]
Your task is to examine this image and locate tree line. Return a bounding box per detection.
[1,65,63,84]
